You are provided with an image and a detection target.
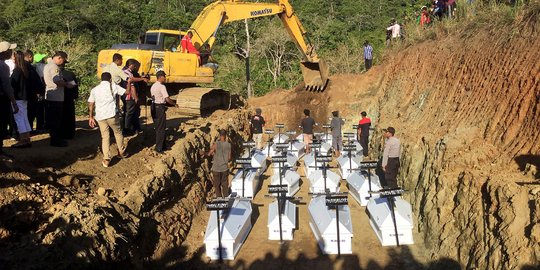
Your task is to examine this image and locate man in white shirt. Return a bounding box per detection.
[88,72,128,168]
[386,19,401,46]
[103,53,129,85]
[382,126,401,188]
[150,71,177,153]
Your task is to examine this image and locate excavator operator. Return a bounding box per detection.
[181,32,201,60]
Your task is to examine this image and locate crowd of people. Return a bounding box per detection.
[197,107,402,198]
[0,43,178,167]
[0,41,80,161]
[218,108,401,197]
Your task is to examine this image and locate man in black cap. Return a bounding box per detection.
[43,51,68,147]
[382,126,400,188]
[0,41,19,160]
[150,71,177,153]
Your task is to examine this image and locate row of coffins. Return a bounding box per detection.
[205,127,415,261]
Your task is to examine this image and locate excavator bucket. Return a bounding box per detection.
[300,59,329,92]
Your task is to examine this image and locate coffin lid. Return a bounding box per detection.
[346,172,382,191]
[308,196,353,235]
[204,199,253,241]
[308,170,341,186]
[367,197,414,229]
[232,168,258,181]
[271,169,300,186]
[267,200,296,227]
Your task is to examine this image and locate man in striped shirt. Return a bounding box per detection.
[363,41,373,71]
[364,40,373,71]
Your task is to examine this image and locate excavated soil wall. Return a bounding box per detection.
[250,11,540,270]
[0,109,251,269]
[373,13,540,270]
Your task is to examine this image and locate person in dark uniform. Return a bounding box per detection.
[150,71,177,153]
[43,51,68,147]
[60,66,79,139]
[382,126,401,188]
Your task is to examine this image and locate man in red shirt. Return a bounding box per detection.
[357,111,371,157]
[181,32,200,59]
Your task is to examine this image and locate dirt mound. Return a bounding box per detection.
[0,108,250,269]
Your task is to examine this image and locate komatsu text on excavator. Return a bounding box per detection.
[97,0,329,116]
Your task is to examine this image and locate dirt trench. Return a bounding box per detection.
[248,11,540,270]
[0,109,251,269]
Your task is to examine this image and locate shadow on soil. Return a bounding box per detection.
[0,115,193,189]
[514,154,540,180]
[156,244,463,270]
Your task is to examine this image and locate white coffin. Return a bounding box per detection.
[271,152,297,174]
[367,197,414,246]
[303,152,332,178]
[337,154,363,179]
[273,134,289,144]
[346,172,382,206]
[296,134,304,143]
[262,143,279,158]
[343,141,363,156]
[267,200,297,240]
[308,196,353,254]
[242,149,268,176]
[307,169,341,193]
[319,142,332,156]
[317,133,333,145]
[289,141,305,158]
[231,168,259,198]
[204,199,253,260]
[270,169,300,196]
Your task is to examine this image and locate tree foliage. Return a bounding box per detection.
[0,0,425,113]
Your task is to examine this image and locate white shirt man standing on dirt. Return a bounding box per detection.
[202,129,231,198]
[150,71,177,153]
[382,126,400,188]
[250,108,265,149]
[88,72,128,168]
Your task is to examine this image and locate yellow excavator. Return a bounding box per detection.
[97,0,328,116]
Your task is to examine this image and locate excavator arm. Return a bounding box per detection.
[189,0,328,91]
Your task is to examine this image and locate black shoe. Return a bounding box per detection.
[50,140,68,147]
[0,151,14,162]
[123,130,135,137]
[12,143,32,149]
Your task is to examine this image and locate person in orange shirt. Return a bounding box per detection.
[420,6,431,27]
[181,31,201,64]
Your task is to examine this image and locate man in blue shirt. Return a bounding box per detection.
[364,41,373,71]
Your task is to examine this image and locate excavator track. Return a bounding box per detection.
[176,87,230,117]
